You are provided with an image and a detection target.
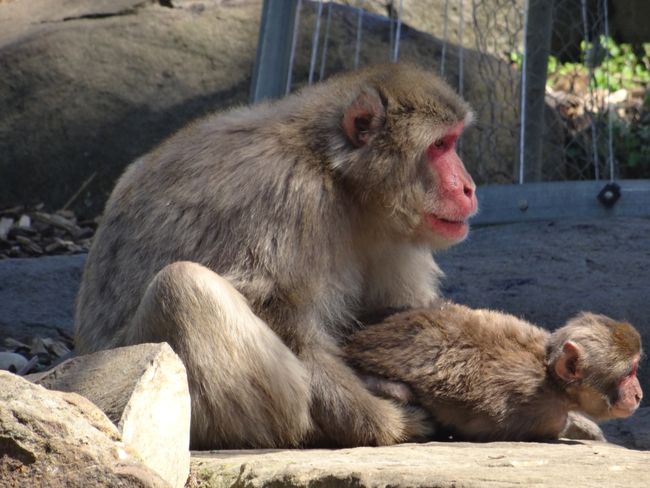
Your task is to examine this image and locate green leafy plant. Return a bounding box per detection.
[511,37,650,178]
[510,37,650,91]
[585,37,650,91]
[614,94,650,178]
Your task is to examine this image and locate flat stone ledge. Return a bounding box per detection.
[191,441,650,488]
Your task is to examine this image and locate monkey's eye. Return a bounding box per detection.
[434,138,445,148]
[627,363,638,377]
[620,363,639,384]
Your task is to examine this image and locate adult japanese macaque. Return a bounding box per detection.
[74,63,478,449]
[346,302,643,442]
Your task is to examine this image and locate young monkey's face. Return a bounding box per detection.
[572,354,643,420]
[607,354,643,418]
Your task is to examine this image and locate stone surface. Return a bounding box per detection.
[32,343,191,488]
[191,441,650,488]
[0,0,152,39]
[0,370,169,487]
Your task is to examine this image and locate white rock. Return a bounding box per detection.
[0,370,168,487]
[0,351,28,372]
[17,214,31,228]
[33,342,191,488]
[608,88,628,105]
[0,217,13,240]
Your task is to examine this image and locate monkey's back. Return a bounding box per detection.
[345,302,563,440]
[75,62,473,354]
[74,96,356,352]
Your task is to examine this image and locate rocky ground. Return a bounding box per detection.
[192,441,649,488]
[0,206,89,372]
[0,205,97,259]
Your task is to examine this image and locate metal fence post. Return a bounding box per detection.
[519,0,553,182]
[250,0,301,104]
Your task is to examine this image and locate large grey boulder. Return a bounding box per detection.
[0,370,169,487]
[192,440,650,488]
[0,0,530,216]
[32,342,192,488]
[0,0,260,216]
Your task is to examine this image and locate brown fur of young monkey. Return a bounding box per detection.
[345,302,643,442]
[74,63,478,449]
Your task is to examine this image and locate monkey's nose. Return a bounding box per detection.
[459,179,477,215]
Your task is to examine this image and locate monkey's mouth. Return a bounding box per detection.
[424,214,470,241]
[610,404,638,418]
[609,397,641,418]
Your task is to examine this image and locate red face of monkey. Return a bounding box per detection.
[554,316,643,421]
[573,356,643,420]
[339,68,478,248]
[421,122,477,246]
[608,354,643,418]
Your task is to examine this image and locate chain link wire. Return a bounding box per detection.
[290,1,645,184]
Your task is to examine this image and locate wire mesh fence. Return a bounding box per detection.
[258,0,648,186]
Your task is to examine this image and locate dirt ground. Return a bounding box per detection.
[438,217,650,327]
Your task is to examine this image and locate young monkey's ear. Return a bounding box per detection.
[342,88,386,148]
[555,341,583,382]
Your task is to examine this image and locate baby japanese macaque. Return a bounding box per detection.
[346,301,643,442]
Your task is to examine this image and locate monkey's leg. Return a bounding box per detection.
[126,261,312,449]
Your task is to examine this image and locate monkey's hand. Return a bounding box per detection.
[304,345,432,447]
[401,405,437,442]
[560,411,606,441]
[360,375,437,442]
[360,374,414,405]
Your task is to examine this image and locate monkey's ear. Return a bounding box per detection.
[342,89,386,148]
[555,341,583,382]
